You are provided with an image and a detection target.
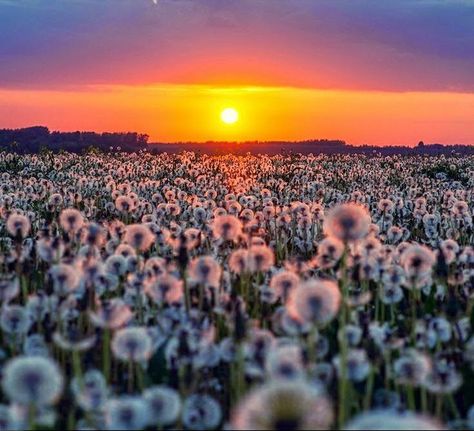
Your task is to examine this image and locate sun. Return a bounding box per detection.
[220,107,239,125]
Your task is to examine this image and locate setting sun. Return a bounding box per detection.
[1,2,474,430]
[220,107,239,125]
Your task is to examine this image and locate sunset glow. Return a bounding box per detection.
[220,108,239,125]
[1,84,473,145]
[1,0,473,145]
[1,2,474,429]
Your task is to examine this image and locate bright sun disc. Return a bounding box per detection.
[221,107,239,124]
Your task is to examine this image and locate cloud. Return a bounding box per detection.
[0,0,473,92]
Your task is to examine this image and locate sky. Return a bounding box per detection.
[0,0,473,145]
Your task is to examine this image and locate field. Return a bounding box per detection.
[0,150,473,430]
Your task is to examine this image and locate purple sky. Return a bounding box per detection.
[1,0,474,92]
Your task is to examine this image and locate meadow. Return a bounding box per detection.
[0,150,473,430]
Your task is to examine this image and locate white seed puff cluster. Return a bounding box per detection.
[0,150,472,430]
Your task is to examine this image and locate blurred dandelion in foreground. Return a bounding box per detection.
[229,249,250,274]
[231,380,333,430]
[324,203,371,243]
[105,396,149,430]
[188,255,222,287]
[212,214,242,241]
[401,244,436,282]
[115,195,135,214]
[143,386,181,427]
[146,273,183,305]
[123,224,155,252]
[59,208,84,234]
[265,344,305,380]
[2,356,63,406]
[269,270,300,302]
[89,299,133,330]
[393,350,431,386]
[182,394,222,430]
[334,349,370,382]
[344,409,443,430]
[248,245,275,273]
[0,149,471,429]
[71,369,108,412]
[287,279,341,326]
[111,327,153,362]
[0,305,31,336]
[6,212,30,238]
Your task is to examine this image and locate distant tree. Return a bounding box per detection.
[0,127,148,153]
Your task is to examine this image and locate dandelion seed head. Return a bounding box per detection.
[287,279,341,327]
[59,208,84,234]
[182,394,222,430]
[123,224,155,252]
[188,255,222,287]
[111,327,153,362]
[231,380,333,430]
[143,385,181,426]
[2,356,63,406]
[324,203,371,243]
[6,212,31,238]
[105,396,149,431]
[345,410,444,430]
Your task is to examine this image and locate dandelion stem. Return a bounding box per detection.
[103,328,111,383]
[307,325,318,366]
[128,359,134,393]
[435,394,443,419]
[406,385,416,411]
[421,387,428,413]
[27,404,36,431]
[67,408,76,431]
[136,363,145,392]
[183,273,190,313]
[338,247,349,429]
[72,350,83,388]
[364,366,375,410]
[447,394,460,420]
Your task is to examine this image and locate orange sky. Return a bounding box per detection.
[2,1,474,146]
[1,84,473,146]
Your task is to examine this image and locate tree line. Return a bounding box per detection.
[0,126,472,156]
[0,127,149,153]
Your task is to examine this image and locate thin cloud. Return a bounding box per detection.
[0,0,473,92]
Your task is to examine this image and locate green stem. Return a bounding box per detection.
[435,394,443,419]
[364,366,375,410]
[421,387,428,413]
[338,247,349,428]
[447,394,460,420]
[27,405,36,431]
[128,360,134,393]
[406,385,416,411]
[103,328,111,383]
[307,326,318,366]
[72,350,83,388]
[136,363,145,392]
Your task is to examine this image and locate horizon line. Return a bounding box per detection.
[2,82,474,96]
[1,124,473,149]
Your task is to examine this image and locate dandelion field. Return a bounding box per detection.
[0,150,473,430]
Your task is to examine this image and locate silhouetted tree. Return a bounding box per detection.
[0,127,149,153]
